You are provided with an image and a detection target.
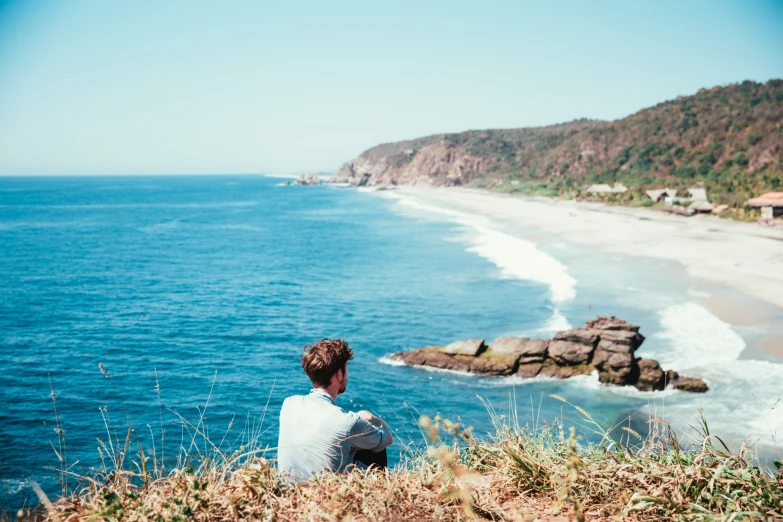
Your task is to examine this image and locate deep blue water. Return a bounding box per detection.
[1,176,780,510]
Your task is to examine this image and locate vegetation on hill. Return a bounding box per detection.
[15,397,783,521]
[333,80,783,212]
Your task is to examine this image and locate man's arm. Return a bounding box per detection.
[357,410,394,446]
[344,410,393,451]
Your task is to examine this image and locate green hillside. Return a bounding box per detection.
[456,80,782,203]
[334,80,783,214]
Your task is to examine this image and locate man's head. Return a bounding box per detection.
[301,339,354,394]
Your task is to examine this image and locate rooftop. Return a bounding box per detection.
[747,192,783,207]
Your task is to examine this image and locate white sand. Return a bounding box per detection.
[391,187,783,310]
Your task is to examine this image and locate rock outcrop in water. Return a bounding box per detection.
[292,173,322,186]
[393,316,708,393]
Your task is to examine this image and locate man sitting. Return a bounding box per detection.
[276,338,393,480]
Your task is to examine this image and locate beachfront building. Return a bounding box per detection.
[687,200,715,214]
[685,187,708,201]
[747,192,783,219]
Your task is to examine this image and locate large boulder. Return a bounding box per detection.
[585,316,640,332]
[442,339,487,357]
[553,328,600,345]
[633,359,666,391]
[515,361,544,378]
[490,337,549,363]
[591,322,644,385]
[469,353,518,376]
[666,370,709,393]
[292,173,322,186]
[538,359,594,379]
[397,346,473,372]
[594,350,634,385]
[547,340,594,365]
[597,329,644,347]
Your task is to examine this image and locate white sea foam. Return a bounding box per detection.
[4,478,29,495]
[538,307,572,335]
[378,355,406,366]
[651,302,783,447]
[654,302,745,370]
[383,193,577,304]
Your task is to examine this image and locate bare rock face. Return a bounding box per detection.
[594,350,634,385]
[634,359,666,391]
[585,316,640,332]
[392,316,708,393]
[515,362,544,378]
[553,328,600,345]
[292,173,322,186]
[469,353,518,376]
[397,346,471,372]
[490,337,548,363]
[538,359,594,379]
[547,340,594,365]
[588,318,645,385]
[443,339,487,357]
[666,370,709,393]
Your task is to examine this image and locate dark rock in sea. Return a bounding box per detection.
[469,353,518,376]
[391,316,708,393]
[538,359,594,379]
[633,358,666,391]
[585,316,640,332]
[292,173,322,186]
[515,361,544,378]
[547,339,594,365]
[443,339,486,357]
[666,370,710,393]
[490,337,548,363]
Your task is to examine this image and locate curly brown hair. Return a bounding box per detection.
[301,339,354,387]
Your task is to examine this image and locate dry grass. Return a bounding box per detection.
[8,392,783,522]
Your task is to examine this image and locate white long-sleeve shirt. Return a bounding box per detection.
[276,389,392,480]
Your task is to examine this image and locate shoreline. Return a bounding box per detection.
[372,185,783,450]
[385,187,783,318]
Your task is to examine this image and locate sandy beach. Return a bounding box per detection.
[386,187,783,345]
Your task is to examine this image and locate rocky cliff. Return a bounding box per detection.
[331,80,783,206]
[392,316,708,393]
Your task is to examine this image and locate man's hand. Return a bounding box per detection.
[357,410,394,445]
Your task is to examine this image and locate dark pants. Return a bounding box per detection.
[353,448,387,470]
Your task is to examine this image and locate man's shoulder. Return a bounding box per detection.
[280,394,350,416]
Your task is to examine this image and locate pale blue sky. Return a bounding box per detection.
[0,1,782,175]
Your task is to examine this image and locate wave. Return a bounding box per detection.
[3,478,29,495]
[654,302,745,370]
[382,193,577,304]
[652,302,783,448]
[539,307,572,335]
[378,355,406,366]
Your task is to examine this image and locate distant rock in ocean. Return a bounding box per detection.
[292,173,322,186]
[392,316,708,393]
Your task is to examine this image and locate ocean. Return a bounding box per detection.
[1,175,780,510]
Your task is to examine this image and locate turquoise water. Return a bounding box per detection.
[0,176,780,510]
